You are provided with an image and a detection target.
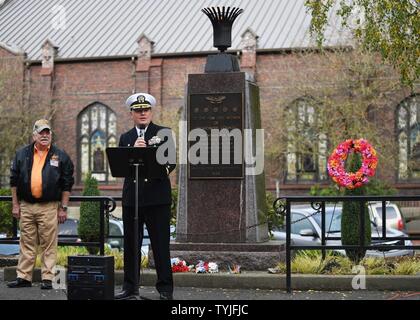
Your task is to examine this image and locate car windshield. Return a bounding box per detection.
[375,206,398,219]
[312,209,342,233]
[58,219,78,235]
[109,220,122,236]
[312,207,380,233]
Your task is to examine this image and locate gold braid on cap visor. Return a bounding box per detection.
[130,103,151,109]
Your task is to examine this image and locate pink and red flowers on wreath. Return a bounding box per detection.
[327,139,378,190]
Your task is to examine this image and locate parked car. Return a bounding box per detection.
[0,219,81,255]
[107,219,175,251]
[271,205,414,258]
[367,201,406,231]
[0,234,19,255]
[56,217,150,250]
[0,218,155,255]
[106,217,150,252]
[107,218,124,249]
[58,218,81,243]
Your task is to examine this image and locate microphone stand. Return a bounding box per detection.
[133,162,140,299]
[133,125,145,300]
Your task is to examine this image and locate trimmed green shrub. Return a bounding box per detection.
[78,173,101,254]
[341,152,371,264]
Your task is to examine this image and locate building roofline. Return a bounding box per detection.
[24,45,353,65]
[0,41,26,56]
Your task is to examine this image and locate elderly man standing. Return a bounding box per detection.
[7,119,74,290]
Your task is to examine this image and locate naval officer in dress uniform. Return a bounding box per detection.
[114,93,176,300]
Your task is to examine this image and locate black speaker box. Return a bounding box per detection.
[67,255,114,300]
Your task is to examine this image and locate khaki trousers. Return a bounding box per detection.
[17,201,59,282]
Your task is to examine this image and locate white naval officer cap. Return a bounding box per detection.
[125,93,156,110]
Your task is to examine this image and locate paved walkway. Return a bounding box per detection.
[1,270,419,300]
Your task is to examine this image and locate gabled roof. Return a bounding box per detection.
[0,0,351,61]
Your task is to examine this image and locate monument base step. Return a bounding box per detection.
[151,241,286,271]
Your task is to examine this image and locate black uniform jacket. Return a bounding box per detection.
[118,122,176,207]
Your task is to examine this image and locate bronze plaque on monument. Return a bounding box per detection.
[188,92,243,179]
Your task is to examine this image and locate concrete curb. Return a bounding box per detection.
[3,267,420,291]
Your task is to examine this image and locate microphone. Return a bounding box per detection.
[138,124,146,138]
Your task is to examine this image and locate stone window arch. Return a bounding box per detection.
[77,102,117,183]
[285,97,327,183]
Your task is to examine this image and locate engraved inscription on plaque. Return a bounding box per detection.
[188,92,243,179]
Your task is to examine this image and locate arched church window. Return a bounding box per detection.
[78,102,117,183]
[285,98,327,183]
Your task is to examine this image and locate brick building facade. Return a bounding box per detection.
[0,0,418,196]
[1,38,418,196]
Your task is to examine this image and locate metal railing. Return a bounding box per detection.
[0,196,116,255]
[273,195,420,293]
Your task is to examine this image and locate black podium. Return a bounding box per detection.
[106,147,167,299]
[106,147,167,179]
